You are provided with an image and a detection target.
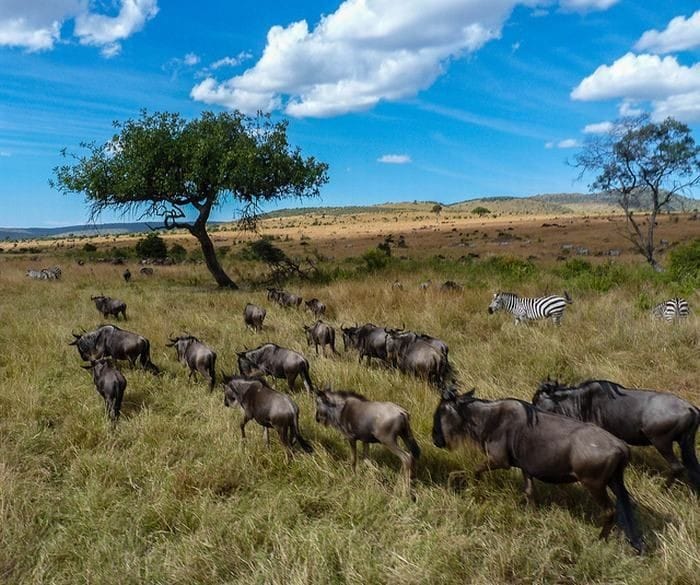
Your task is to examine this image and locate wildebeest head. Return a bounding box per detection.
[340,325,359,351]
[531,378,566,412]
[80,357,113,377]
[166,334,197,361]
[314,384,339,425]
[236,351,260,377]
[222,375,243,408]
[487,292,505,314]
[432,388,475,449]
[303,325,313,346]
[69,330,99,361]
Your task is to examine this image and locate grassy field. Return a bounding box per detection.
[1,226,699,584]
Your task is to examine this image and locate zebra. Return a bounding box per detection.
[652,298,690,321]
[26,269,47,280]
[488,291,573,325]
[41,266,61,280]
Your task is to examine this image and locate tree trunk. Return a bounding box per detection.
[190,225,238,289]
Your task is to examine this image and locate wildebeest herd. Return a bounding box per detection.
[61,282,697,555]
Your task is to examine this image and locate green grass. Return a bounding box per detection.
[0,257,698,584]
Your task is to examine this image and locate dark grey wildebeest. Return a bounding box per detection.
[267,287,302,307]
[223,374,313,456]
[341,323,390,365]
[139,266,154,276]
[315,386,420,491]
[166,334,217,391]
[432,389,643,553]
[91,295,127,320]
[305,298,326,318]
[123,268,131,283]
[70,325,159,374]
[237,343,313,393]
[243,303,266,332]
[385,331,449,386]
[533,379,700,492]
[80,358,126,424]
[303,320,338,356]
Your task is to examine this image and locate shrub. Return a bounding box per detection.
[472,206,491,216]
[82,242,97,253]
[557,258,592,279]
[135,233,167,258]
[668,238,700,283]
[169,243,187,262]
[361,248,391,272]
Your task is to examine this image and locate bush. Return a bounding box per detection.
[668,238,700,283]
[135,233,167,259]
[556,258,593,279]
[361,248,391,272]
[472,206,491,216]
[169,243,187,262]
[82,243,97,253]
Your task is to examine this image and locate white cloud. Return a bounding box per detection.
[618,99,643,117]
[635,10,700,54]
[192,0,618,118]
[545,141,555,149]
[183,52,200,66]
[582,121,613,134]
[378,154,411,164]
[0,150,11,157]
[556,138,580,148]
[0,0,158,55]
[211,52,253,69]
[559,0,619,11]
[572,52,700,121]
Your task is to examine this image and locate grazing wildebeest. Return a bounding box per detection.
[440,280,462,292]
[69,325,159,374]
[123,268,131,283]
[385,331,449,385]
[303,320,338,356]
[166,334,217,391]
[80,358,126,424]
[315,386,420,490]
[139,266,154,276]
[533,379,700,491]
[432,389,643,553]
[355,323,390,365]
[305,298,326,318]
[267,287,302,307]
[243,303,266,332]
[237,343,313,393]
[91,295,127,320]
[223,374,313,456]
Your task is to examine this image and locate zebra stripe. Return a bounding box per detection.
[652,298,690,321]
[489,291,572,325]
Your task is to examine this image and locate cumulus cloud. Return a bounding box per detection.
[545,139,579,148]
[582,121,613,134]
[0,0,158,55]
[572,52,700,121]
[559,0,619,11]
[378,154,411,164]
[635,10,700,54]
[192,0,618,118]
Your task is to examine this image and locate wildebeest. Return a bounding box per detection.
[91,295,127,320]
[80,357,126,424]
[243,303,266,332]
[223,374,313,456]
[267,287,302,307]
[303,320,338,356]
[385,331,449,385]
[139,266,154,276]
[166,334,217,391]
[123,268,131,283]
[69,325,159,374]
[341,323,390,364]
[315,386,420,489]
[432,389,643,553]
[305,298,326,317]
[237,343,313,392]
[533,379,700,491]
[440,280,462,292]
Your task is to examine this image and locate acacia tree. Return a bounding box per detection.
[575,115,700,271]
[52,110,329,288]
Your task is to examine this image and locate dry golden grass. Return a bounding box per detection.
[0,217,699,584]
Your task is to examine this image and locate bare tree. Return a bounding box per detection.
[575,115,700,271]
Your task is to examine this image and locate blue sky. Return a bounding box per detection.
[1,1,700,227]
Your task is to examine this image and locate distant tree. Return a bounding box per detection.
[169,243,187,262]
[52,110,329,288]
[575,115,700,271]
[472,206,491,216]
[431,203,443,222]
[135,233,167,259]
[82,242,97,253]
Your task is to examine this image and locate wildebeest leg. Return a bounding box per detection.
[473,444,510,480]
[649,435,685,486]
[287,374,297,393]
[383,439,413,494]
[315,343,319,356]
[349,440,358,471]
[362,443,369,461]
[263,427,270,448]
[277,425,293,460]
[581,478,615,540]
[240,415,251,439]
[522,471,535,507]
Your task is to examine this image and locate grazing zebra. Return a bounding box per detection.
[652,298,690,321]
[488,291,573,325]
[41,266,61,280]
[26,269,46,280]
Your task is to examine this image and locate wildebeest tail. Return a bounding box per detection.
[301,364,314,393]
[140,339,160,374]
[680,408,700,491]
[609,466,644,554]
[563,291,573,304]
[401,413,421,460]
[209,353,217,391]
[292,414,313,454]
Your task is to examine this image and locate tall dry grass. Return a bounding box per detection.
[0,255,698,584]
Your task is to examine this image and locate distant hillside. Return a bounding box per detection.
[0,222,162,242]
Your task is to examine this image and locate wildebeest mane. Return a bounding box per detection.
[328,389,368,401]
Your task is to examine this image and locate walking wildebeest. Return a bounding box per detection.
[237,343,313,392]
[80,357,126,424]
[69,325,159,374]
[305,298,326,318]
[432,389,643,553]
[533,379,700,492]
[385,331,449,386]
[303,320,338,356]
[267,287,302,307]
[315,386,420,490]
[351,323,390,365]
[91,295,127,320]
[243,303,266,332]
[223,374,313,456]
[123,268,131,283]
[166,334,217,391]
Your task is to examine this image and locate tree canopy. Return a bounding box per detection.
[575,115,700,270]
[52,110,329,287]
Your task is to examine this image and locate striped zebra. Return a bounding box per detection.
[488,291,573,325]
[652,298,690,321]
[26,268,47,280]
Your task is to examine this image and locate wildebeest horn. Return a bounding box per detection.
[80,363,93,370]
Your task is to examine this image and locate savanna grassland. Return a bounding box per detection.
[1,209,699,584]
